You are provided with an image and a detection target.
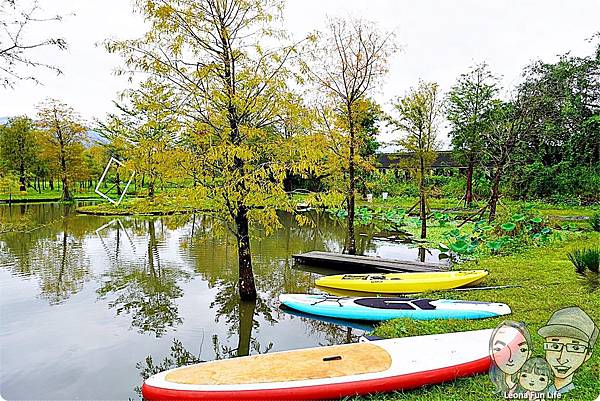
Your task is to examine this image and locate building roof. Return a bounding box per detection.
[377,151,465,169]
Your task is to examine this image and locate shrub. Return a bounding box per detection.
[590,212,600,232]
[507,161,600,204]
[439,176,466,199]
[568,248,600,274]
[366,171,418,197]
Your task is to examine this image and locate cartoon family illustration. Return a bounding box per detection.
[489,307,598,399]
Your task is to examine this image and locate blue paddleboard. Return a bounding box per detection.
[279,294,511,321]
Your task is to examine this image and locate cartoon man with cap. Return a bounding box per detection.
[538,306,598,395]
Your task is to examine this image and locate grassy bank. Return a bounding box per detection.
[75,195,214,216]
[361,233,600,401]
[74,191,598,220]
[359,196,598,219]
[0,188,107,203]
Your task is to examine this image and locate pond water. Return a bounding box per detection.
[0,203,442,400]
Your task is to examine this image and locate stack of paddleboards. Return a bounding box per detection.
[280,269,510,322]
[279,269,510,322]
[141,267,512,400]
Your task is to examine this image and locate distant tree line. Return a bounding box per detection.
[0,100,106,200]
[446,39,600,213]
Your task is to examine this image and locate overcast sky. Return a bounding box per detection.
[1,0,599,146]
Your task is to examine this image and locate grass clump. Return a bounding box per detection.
[568,248,600,274]
[568,247,600,293]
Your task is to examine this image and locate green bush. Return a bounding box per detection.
[437,176,466,198]
[0,174,20,196]
[427,175,452,187]
[590,212,600,232]
[568,248,600,274]
[367,171,472,199]
[366,171,418,197]
[508,161,600,204]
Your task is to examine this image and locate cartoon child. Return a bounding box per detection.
[538,306,598,395]
[513,357,553,400]
[489,321,532,393]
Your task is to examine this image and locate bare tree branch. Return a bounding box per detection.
[0,0,68,88]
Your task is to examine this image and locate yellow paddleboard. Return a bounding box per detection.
[315,270,488,294]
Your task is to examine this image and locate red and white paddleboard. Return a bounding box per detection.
[142,329,498,400]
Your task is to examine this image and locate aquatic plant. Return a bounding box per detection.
[439,207,559,258]
[326,207,407,232]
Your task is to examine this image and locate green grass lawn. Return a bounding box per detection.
[362,196,598,218]
[0,187,105,201]
[357,232,600,401]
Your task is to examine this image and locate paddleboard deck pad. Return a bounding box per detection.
[315,270,488,293]
[142,329,498,400]
[280,294,511,321]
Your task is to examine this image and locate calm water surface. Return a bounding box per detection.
[0,203,441,400]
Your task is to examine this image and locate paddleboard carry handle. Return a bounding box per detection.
[322,355,342,361]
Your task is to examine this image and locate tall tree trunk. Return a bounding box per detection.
[236,299,256,357]
[235,206,257,301]
[116,171,122,195]
[465,159,474,208]
[19,160,26,192]
[61,165,71,201]
[59,142,71,201]
[346,104,356,255]
[419,155,427,239]
[60,154,71,201]
[283,172,293,192]
[148,180,155,199]
[219,17,257,301]
[488,168,502,223]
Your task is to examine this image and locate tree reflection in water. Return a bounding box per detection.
[97,219,189,337]
[211,281,275,357]
[1,210,92,304]
[134,338,202,396]
[37,221,91,304]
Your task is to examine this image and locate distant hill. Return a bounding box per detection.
[85,130,108,146]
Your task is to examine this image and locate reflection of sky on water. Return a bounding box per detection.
[365,240,443,263]
[1,203,430,400]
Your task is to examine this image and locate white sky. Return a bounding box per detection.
[1,0,599,147]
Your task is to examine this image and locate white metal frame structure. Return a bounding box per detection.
[94,157,135,205]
